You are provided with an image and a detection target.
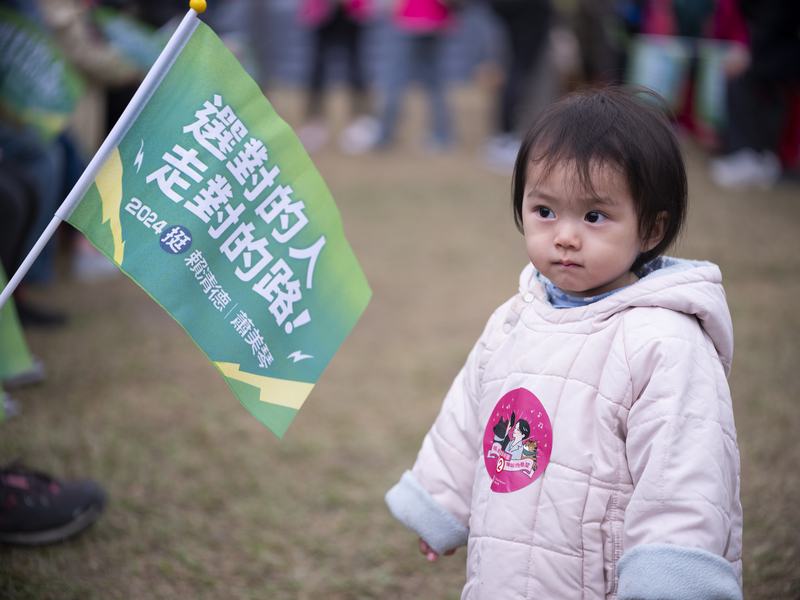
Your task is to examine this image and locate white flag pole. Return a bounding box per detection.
[0,3,205,309]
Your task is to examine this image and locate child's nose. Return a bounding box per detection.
[554,222,580,250]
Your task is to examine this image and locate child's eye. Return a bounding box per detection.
[536,207,555,219]
[585,211,607,223]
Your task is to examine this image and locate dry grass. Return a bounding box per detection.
[1,84,799,599]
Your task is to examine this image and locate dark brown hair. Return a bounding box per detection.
[512,86,688,271]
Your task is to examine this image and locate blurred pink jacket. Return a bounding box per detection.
[393,0,450,32]
[640,0,748,42]
[298,0,373,28]
[386,259,743,599]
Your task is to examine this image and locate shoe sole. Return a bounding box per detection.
[0,503,103,545]
[2,357,46,389]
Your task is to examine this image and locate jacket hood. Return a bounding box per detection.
[519,257,734,377]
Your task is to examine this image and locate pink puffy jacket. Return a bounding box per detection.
[386,258,743,600]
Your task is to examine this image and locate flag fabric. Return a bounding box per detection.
[65,13,371,438]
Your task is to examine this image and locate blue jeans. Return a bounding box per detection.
[378,31,452,146]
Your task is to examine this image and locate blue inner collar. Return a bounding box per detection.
[542,258,662,309]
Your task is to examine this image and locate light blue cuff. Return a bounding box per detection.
[385,470,469,555]
[617,544,742,600]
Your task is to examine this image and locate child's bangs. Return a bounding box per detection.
[513,102,630,215]
[525,134,626,201]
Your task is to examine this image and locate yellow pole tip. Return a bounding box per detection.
[190,0,207,13]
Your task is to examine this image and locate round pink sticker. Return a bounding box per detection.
[483,388,552,493]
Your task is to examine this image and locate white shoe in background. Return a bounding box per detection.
[2,392,21,419]
[338,116,381,155]
[481,134,521,175]
[710,149,782,190]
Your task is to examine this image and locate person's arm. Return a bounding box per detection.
[36,0,143,87]
[385,468,469,556]
[385,305,502,556]
[617,544,742,600]
[618,309,742,600]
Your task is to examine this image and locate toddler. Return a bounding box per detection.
[385,87,743,600]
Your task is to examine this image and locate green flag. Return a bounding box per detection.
[64,12,371,438]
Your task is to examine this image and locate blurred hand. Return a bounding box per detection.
[419,538,456,562]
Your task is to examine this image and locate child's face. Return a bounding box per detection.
[522,161,649,298]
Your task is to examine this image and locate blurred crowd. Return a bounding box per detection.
[288,0,800,190]
[0,0,798,547]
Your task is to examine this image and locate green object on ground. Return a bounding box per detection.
[0,263,35,384]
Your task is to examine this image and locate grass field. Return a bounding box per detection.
[2,84,799,599]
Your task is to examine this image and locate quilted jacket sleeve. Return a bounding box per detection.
[619,308,742,599]
[385,307,499,554]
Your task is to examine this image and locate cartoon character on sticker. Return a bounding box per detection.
[483,388,552,493]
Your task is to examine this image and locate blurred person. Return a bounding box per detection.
[0,129,108,547]
[244,0,274,89]
[572,0,641,86]
[0,0,143,299]
[98,0,184,151]
[385,87,742,599]
[371,0,456,152]
[124,0,187,29]
[0,271,107,545]
[197,0,264,82]
[34,0,148,281]
[34,0,143,87]
[295,0,377,154]
[0,148,66,332]
[480,0,553,172]
[710,0,800,189]
[624,0,752,153]
[0,159,38,291]
[0,122,69,325]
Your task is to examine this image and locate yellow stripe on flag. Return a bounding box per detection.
[216,362,314,409]
[94,148,126,265]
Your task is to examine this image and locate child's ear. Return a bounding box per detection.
[641,211,668,252]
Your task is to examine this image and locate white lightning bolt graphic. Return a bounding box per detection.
[134,139,144,173]
[288,351,313,363]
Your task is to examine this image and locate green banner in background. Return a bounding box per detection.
[91,7,169,71]
[0,6,84,142]
[67,20,371,438]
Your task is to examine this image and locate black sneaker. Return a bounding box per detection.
[0,462,106,545]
